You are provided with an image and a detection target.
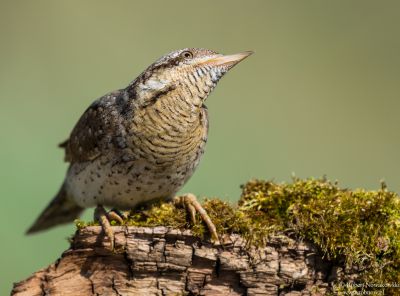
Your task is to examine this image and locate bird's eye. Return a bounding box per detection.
[181,51,193,59]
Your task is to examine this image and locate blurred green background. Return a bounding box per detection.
[1,0,400,293]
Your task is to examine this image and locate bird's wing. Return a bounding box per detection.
[60,89,127,163]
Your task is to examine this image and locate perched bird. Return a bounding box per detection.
[27,48,253,247]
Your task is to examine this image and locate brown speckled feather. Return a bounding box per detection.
[62,90,128,163]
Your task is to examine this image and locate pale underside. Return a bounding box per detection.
[65,148,205,209]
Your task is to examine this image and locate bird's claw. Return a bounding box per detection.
[94,206,127,250]
[174,194,220,244]
[107,208,128,224]
[94,205,114,250]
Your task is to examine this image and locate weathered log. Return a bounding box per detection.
[11,226,348,296]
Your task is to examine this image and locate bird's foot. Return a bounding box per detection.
[107,208,129,224]
[173,194,220,244]
[94,206,127,250]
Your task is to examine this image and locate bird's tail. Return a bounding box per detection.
[26,182,84,234]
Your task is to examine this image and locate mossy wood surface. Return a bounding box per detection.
[12,179,400,295]
[13,226,334,295]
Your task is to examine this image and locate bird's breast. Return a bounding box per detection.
[128,99,209,165]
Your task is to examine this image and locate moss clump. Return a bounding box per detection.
[123,198,244,239]
[74,219,98,229]
[239,178,400,294]
[126,202,188,229]
[76,178,400,294]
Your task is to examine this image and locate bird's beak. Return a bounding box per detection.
[198,51,254,68]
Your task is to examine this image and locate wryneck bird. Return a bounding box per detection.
[27,48,253,248]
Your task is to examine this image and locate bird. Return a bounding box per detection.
[27,48,253,247]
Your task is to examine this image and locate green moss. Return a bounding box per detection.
[74,219,98,229]
[123,198,244,239]
[126,202,188,229]
[77,178,400,294]
[239,178,400,294]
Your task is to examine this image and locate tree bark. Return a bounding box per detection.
[12,226,344,296]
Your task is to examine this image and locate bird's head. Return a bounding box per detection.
[130,48,253,108]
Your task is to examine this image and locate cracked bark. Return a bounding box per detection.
[12,226,351,296]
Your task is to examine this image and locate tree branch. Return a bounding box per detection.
[12,226,349,296]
